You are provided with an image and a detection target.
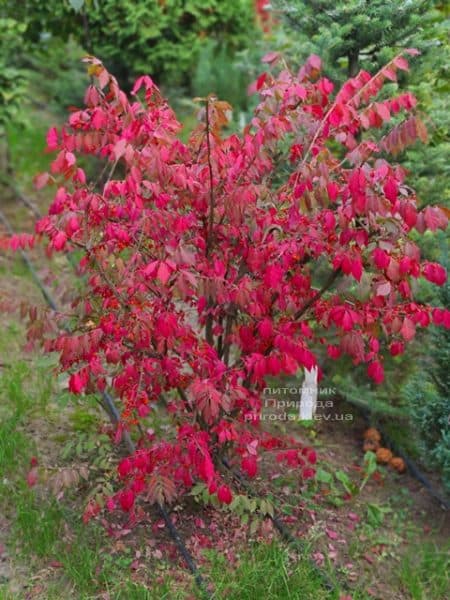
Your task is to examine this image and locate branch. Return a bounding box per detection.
[293,269,340,321]
[205,98,215,257]
[204,98,216,347]
[221,309,236,366]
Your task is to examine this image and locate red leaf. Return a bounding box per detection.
[393,56,409,71]
[367,361,384,384]
[34,172,50,190]
[261,51,281,64]
[376,282,391,297]
[118,458,133,478]
[242,455,258,478]
[308,54,322,71]
[375,103,390,122]
[46,127,59,151]
[423,206,448,232]
[256,72,268,91]
[113,139,127,160]
[65,152,76,167]
[390,341,404,356]
[131,75,154,95]
[97,67,110,90]
[118,489,135,512]
[400,317,416,341]
[326,528,338,540]
[49,561,63,568]
[52,231,67,251]
[382,67,397,82]
[383,177,398,203]
[405,48,420,56]
[26,467,38,487]
[157,261,172,285]
[69,371,88,394]
[217,485,233,504]
[423,263,447,286]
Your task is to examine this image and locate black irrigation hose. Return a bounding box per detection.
[0,207,211,598]
[221,457,339,594]
[343,397,450,510]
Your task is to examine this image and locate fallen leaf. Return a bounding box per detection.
[326,528,339,540]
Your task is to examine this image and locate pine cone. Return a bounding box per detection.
[363,428,381,443]
[376,447,393,464]
[389,457,406,473]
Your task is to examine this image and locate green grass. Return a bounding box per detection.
[0,362,42,497]
[6,118,51,183]
[0,255,33,279]
[206,542,332,600]
[13,492,66,558]
[399,542,450,600]
[0,415,30,485]
[0,350,189,598]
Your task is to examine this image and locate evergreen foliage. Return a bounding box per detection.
[275,0,436,77]
[403,241,450,491]
[0,18,28,133]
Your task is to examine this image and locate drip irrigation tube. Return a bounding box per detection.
[0,206,210,597]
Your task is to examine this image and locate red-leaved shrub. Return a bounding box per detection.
[25,52,448,516]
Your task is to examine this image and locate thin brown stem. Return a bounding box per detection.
[204,98,216,347]
[293,269,340,321]
[205,98,215,257]
[221,310,235,366]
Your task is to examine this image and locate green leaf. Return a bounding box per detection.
[335,469,356,494]
[328,496,344,507]
[316,467,333,484]
[190,482,206,496]
[229,495,242,512]
[249,519,260,536]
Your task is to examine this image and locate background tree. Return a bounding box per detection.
[1,0,258,91]
[274,0,436,78]
[0,18,28,175]
[403,237,450,492]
